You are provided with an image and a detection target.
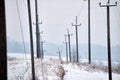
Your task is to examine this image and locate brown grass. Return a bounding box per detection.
[56,65,65,80]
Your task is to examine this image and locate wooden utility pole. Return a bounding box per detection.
[67,29,72,62]
[72,16,81,63]
[63,35,68,62]
[88,0,91,64]
[27,0,35,80]
[0,0,7,79]
[99,0,117,80]
[35,0,42,58]
[56,48,62,61]
[84,0,91,64]
[40,38,45,59]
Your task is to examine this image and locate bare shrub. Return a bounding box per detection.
[112,65,120,74]
[56,65,65,80]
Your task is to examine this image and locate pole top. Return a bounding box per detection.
[99,1,117,7]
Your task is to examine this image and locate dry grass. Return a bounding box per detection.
[56,65,65,80]
[83,63,120,74]
[112,65,120,74]
[63,61,120,74]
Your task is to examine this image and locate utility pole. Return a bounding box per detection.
[27,0,35,80]
[67,29,73,62]
[56,48,62,61]
[72,16,81,63]
[40,38,45,59]
[83,0,91,64]
[42,50,46,59]
[99,1,117,80]
[0,0,7,79]
[88,0,91,64]
[63,35,68,62]
[35,0,42,58]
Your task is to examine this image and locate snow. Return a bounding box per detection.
[63,63,120,80]
[8,53,120,80]
[8,53,61,80]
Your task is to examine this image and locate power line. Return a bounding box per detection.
[16,0,30,68]
[38,0,43,20]
[77,1,86,17]
[16,0,30,76]
[22,0,27,7]
[113,7,120,27]
[16,0,26,53]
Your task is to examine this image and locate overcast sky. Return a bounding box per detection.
[5,0,120,46]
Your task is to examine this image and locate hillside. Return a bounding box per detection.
[7,38,120,62]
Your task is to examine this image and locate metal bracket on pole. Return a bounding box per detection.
[33,21,43,25]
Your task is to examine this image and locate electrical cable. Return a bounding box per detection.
[15,0,30,75]
[22,0,27,7]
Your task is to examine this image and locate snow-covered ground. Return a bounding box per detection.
[8,53,120,80]
[8,53,62,80]
[63,63,120,80]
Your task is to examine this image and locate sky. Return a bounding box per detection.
[5,0,120,46]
